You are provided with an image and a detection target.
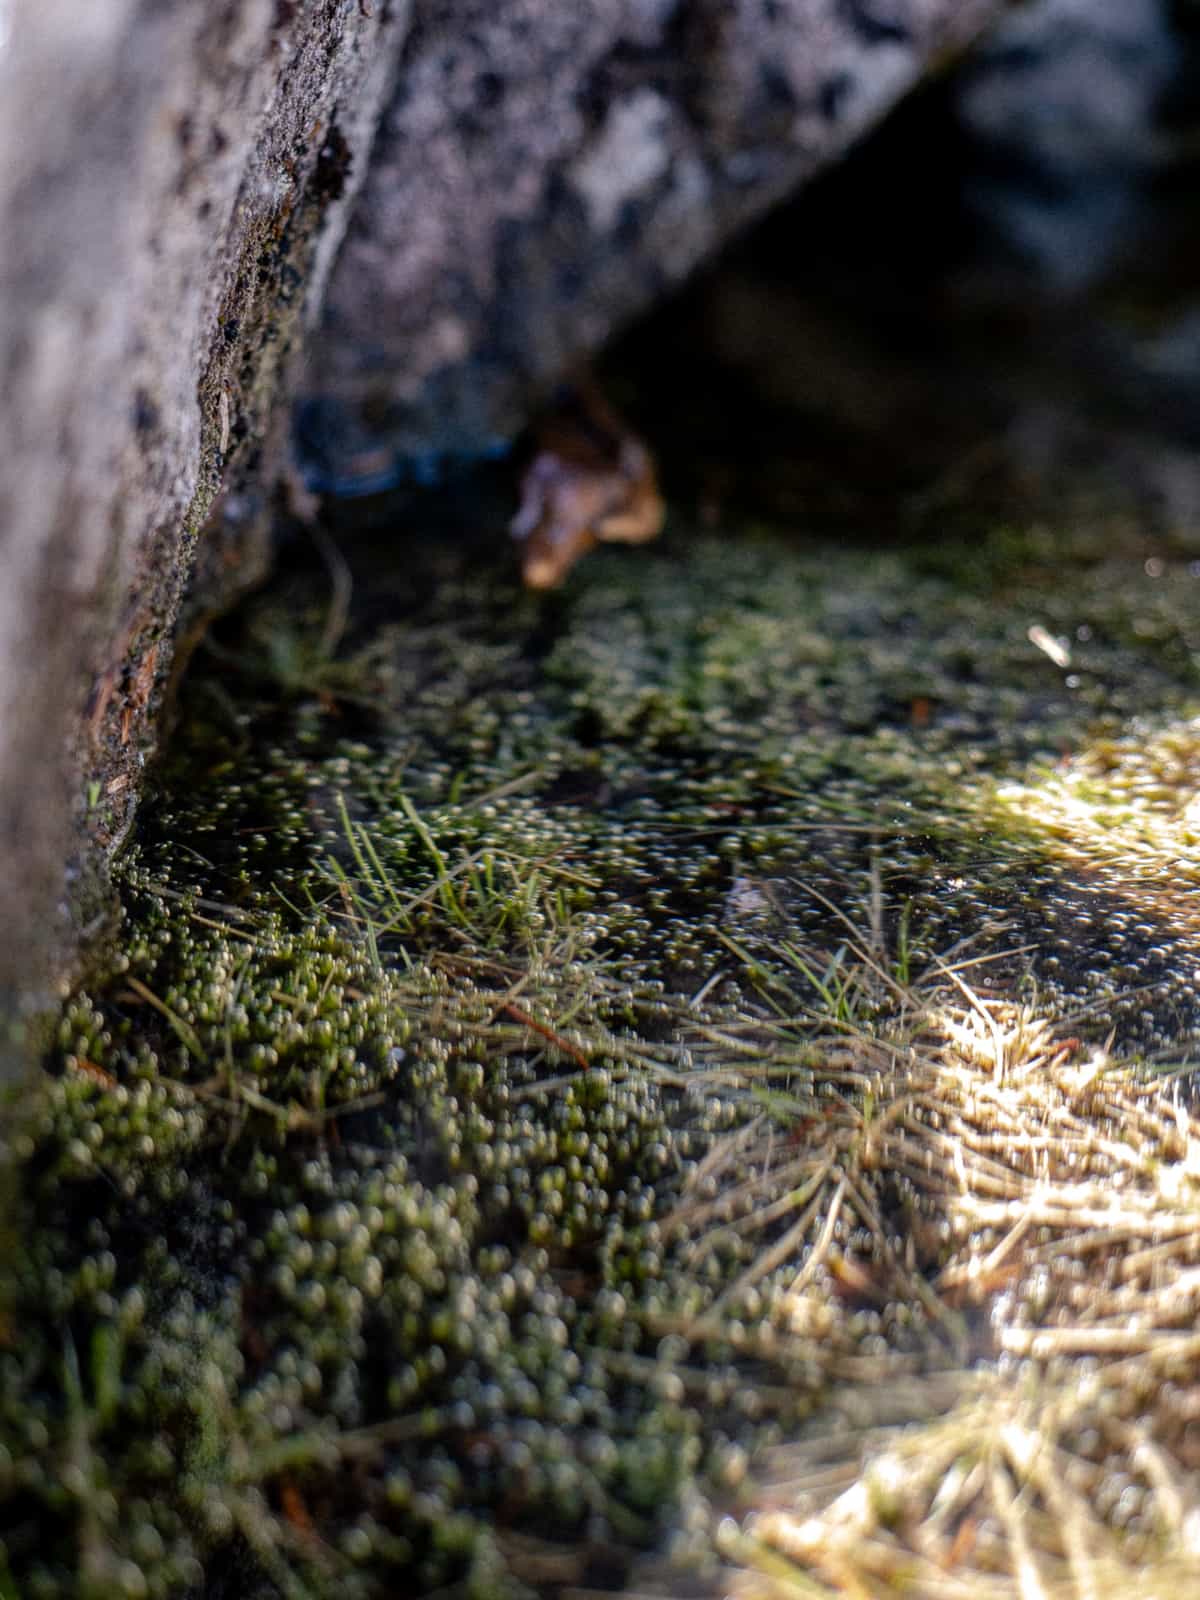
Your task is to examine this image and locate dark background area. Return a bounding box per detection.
[601,0,1200,542]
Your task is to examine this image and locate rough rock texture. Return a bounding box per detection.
[302,0,1002,479]
[0,0,409,1074]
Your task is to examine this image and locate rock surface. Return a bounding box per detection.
[301,0,1001,481]
[0,0,408,1072]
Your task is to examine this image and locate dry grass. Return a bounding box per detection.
[632,917,1200,1600]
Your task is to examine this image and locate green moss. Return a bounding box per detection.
[7,499,1200,1596]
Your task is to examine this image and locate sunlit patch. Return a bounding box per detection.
[994,714,1200,884]
[728,1367,1200,1599]
[690,942,1200,1600]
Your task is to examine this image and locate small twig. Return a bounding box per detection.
[499,1002,589,1071]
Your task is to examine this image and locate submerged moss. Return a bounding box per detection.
[6,501,1200,1597]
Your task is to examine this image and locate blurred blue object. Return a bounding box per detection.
[294,397,511,498]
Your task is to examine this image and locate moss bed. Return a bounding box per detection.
[5,489,1200,1598]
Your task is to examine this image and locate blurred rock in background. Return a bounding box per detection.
[606,0,1200,542]
[298,0,999,487]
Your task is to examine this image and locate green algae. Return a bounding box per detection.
[7,497,1200,1597]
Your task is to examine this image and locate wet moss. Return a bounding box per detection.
[6,497,1200,1596]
